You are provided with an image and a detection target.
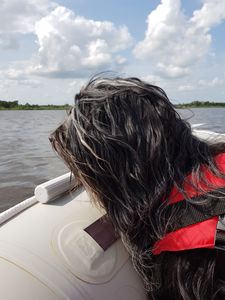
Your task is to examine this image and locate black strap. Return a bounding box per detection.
[215,215,225,250]
[163,186,225,233]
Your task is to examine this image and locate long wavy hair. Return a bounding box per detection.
[50,75,225,299]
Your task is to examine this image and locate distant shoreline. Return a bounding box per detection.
[1,100,225,110]
[175,101,225,109]
[0,107,70,110]
[0,100,71,110]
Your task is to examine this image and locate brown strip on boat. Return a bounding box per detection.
[84,216,119,251]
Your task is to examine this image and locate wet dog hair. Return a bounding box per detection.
[50,75,225,299]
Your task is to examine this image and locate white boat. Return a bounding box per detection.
[0,129,224,300]
[0,174,147,300]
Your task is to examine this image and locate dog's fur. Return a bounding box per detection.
[50,75,225,299]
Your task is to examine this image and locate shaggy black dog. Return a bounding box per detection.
[50,75,225,299]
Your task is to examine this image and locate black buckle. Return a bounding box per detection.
[215,215,225,250]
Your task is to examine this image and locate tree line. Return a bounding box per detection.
[1,99,225,110]
[0,100,71,110]
[176,101,225,108]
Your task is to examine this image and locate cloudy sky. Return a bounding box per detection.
[0,0,225,105]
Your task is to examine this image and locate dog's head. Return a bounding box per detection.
[49,75,191,243]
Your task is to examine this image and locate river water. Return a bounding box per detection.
[0,110,68,212]
[0,108,225,212]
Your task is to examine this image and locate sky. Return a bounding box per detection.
[0,0,225,105]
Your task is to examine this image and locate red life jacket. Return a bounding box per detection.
[152,153,225,255]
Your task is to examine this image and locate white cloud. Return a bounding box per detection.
[177,75,225,93]
[0,63,28,80]
[209,77,224,87]
[198,79,207,86]
[0,34,19,50]
[0,0,55,34]
[141,74,167,86]
[133,0,225,78]
[191,0,225,29]
[157,63,190,78]
[178,84,194,92]
[29,6,133,77]
[134,0,184,57]
[115,55,127,65]
[0,5,133,82]
[0,65,40,89]
[17,79,41,88]
[198,76,225,87]
[0,0,55,51]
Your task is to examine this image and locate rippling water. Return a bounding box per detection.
[0,108,225,212]
[0,110,68,212]
[179,108,225,133]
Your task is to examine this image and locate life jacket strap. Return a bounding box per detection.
[163,186,225,233]
[215,215,225,250]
